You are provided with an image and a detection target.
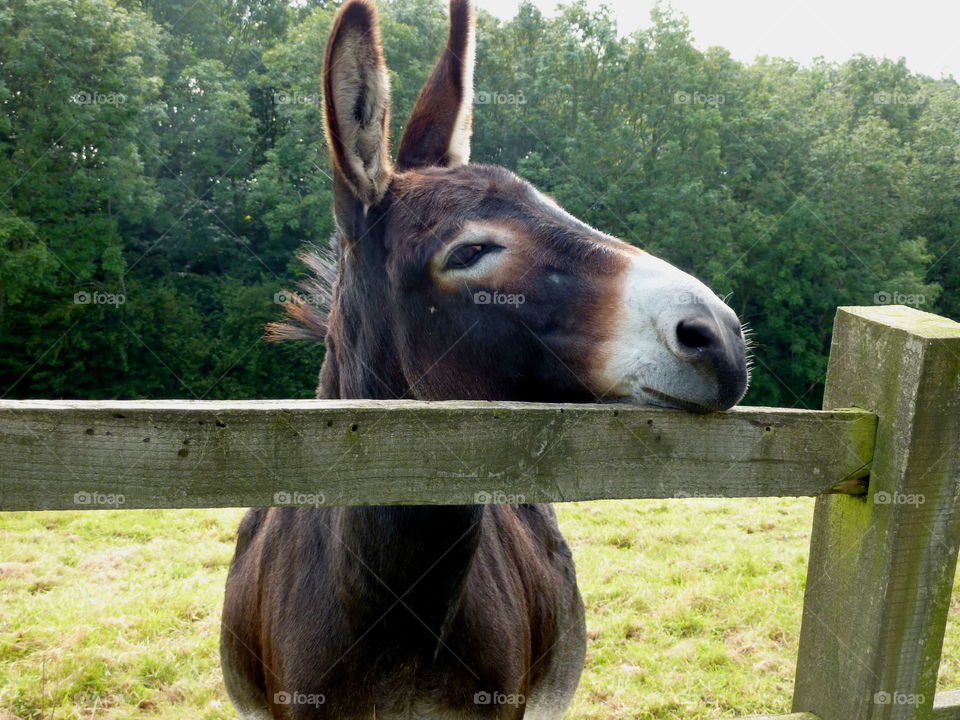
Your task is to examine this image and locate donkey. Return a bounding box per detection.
[220,0,749,718]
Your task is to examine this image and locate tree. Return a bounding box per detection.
[1,0,957,407]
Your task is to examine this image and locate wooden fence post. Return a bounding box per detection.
[792,306,960,719]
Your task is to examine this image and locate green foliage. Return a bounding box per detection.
[1,0,958,405]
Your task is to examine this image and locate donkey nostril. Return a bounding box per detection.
[676,318,717,351]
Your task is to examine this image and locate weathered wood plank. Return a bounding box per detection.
[729,714,819,720]
[934,689,960,719]
[0,401,876,511]
[793,306,960,720]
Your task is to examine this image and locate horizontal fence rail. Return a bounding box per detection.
[0,399,877,511]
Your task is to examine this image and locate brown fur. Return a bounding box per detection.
[396,0,475,169]
[225,4,592,718]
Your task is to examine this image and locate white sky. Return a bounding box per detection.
[476,0,960,80]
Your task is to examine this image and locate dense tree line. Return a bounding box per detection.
[1,0,957,406]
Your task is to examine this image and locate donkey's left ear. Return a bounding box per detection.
[323,0,393,207]
[396,0,475,170]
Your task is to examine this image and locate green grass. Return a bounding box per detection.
[1,500,958,719]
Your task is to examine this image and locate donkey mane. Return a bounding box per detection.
[264,242,338,342]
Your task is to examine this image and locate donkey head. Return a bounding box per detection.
[308,0,748,412]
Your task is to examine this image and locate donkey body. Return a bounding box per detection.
[223,502,585,720]
[221,1,748,718]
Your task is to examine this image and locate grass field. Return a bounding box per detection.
[1,500,958,719]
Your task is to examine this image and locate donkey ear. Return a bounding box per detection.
[396,0,475,170]
[323,0,392,207]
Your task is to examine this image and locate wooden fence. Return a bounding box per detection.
[1,305,959,720]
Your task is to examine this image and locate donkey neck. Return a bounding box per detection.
[316,219,485,639]
[332,504,483,646]
[322,214,409,400]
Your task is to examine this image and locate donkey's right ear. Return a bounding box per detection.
[323,0,392,209]
[396,0,475,170]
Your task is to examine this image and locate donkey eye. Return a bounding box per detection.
[444,243,497,270]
